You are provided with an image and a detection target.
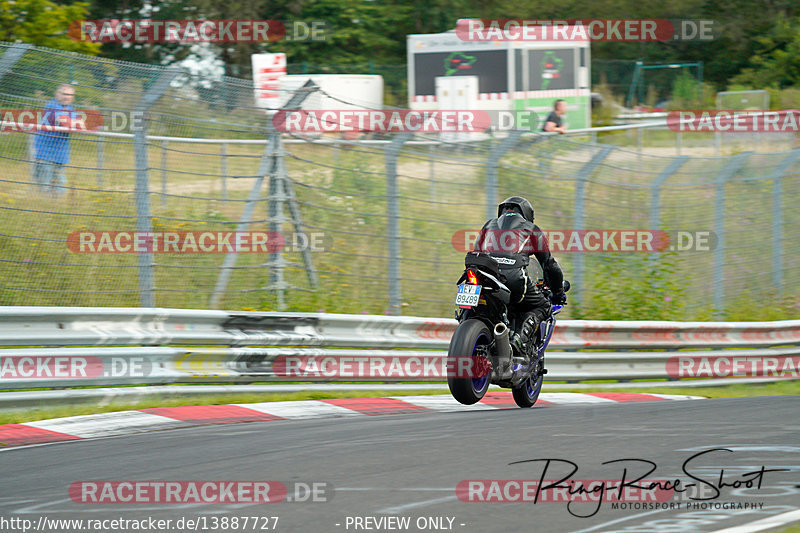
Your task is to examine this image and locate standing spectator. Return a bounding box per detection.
[542,99,567,134]
[33,84,78,197]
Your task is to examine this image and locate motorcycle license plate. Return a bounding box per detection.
[455,284,481,307]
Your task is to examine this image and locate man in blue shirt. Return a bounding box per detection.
[33,84,77,197]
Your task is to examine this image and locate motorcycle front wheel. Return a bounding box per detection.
[512,354,543,408]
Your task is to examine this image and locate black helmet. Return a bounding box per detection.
[498,196,534,223]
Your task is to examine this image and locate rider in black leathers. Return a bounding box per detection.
[473,196,565,358]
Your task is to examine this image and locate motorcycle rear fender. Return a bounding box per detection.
[457,268,511,305]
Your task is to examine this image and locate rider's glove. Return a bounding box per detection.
[551,291,567,305]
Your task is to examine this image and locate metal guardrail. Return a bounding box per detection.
[0,307,798,390]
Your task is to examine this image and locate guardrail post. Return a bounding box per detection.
[573,145,613,310]
[770,148,800,294]
[485,130,524,220]
[385,132,413,315]
[712,152,751,317]
[133,68,179,307]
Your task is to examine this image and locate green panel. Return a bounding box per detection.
[513,95,591,131]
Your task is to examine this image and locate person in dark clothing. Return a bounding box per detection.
[473,196,565,359]
[542,99,567,134]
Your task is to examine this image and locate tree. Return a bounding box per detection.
[0,0,100,54]
[731,18,800,88]
[86,0,197,64]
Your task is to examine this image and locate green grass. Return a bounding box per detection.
[550,379,800,398]
[1,128,799,318]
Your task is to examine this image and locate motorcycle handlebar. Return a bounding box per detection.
[538,279,571,305]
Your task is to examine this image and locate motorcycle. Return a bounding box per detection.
[447,251,570,408]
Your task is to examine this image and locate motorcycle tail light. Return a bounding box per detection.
[466,270,479,285]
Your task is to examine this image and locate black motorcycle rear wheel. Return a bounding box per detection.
[447,319,492,405]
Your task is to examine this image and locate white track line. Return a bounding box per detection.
[538,392,617,404]
[378,495,460,514]
[707,508,800,533]
[570,508,677,533]
[233,401,366,419]
[24,411,184,438]
[386,395,498,411]
[648,393,707,400]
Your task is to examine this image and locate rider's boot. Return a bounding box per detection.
[511,315,539,363]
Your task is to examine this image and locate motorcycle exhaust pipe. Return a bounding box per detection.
[493,323,513,379]
[494,323,512,361]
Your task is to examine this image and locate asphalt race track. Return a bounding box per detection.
[1,396,798,533]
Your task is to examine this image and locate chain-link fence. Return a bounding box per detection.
[1,43,799,319]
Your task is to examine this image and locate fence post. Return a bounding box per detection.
[769,148,800,294]
[221,142,228,201]
[28,134,35,189]
[1,44,32,185]
[712,152,751,317]
[649,156,688,281]
[573,145,614,310]
[385,132,413,315]
[271,143,288,310]
[650,156,688,231]
[211,134,278,309]
[132,68,179,307]
[0,43,31,83]
[429,143,435,202]
[485,130,524,220]
[96,139,104,188]
[160,140,168,207]
[210,79,317,308]
[282,170,319,290]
